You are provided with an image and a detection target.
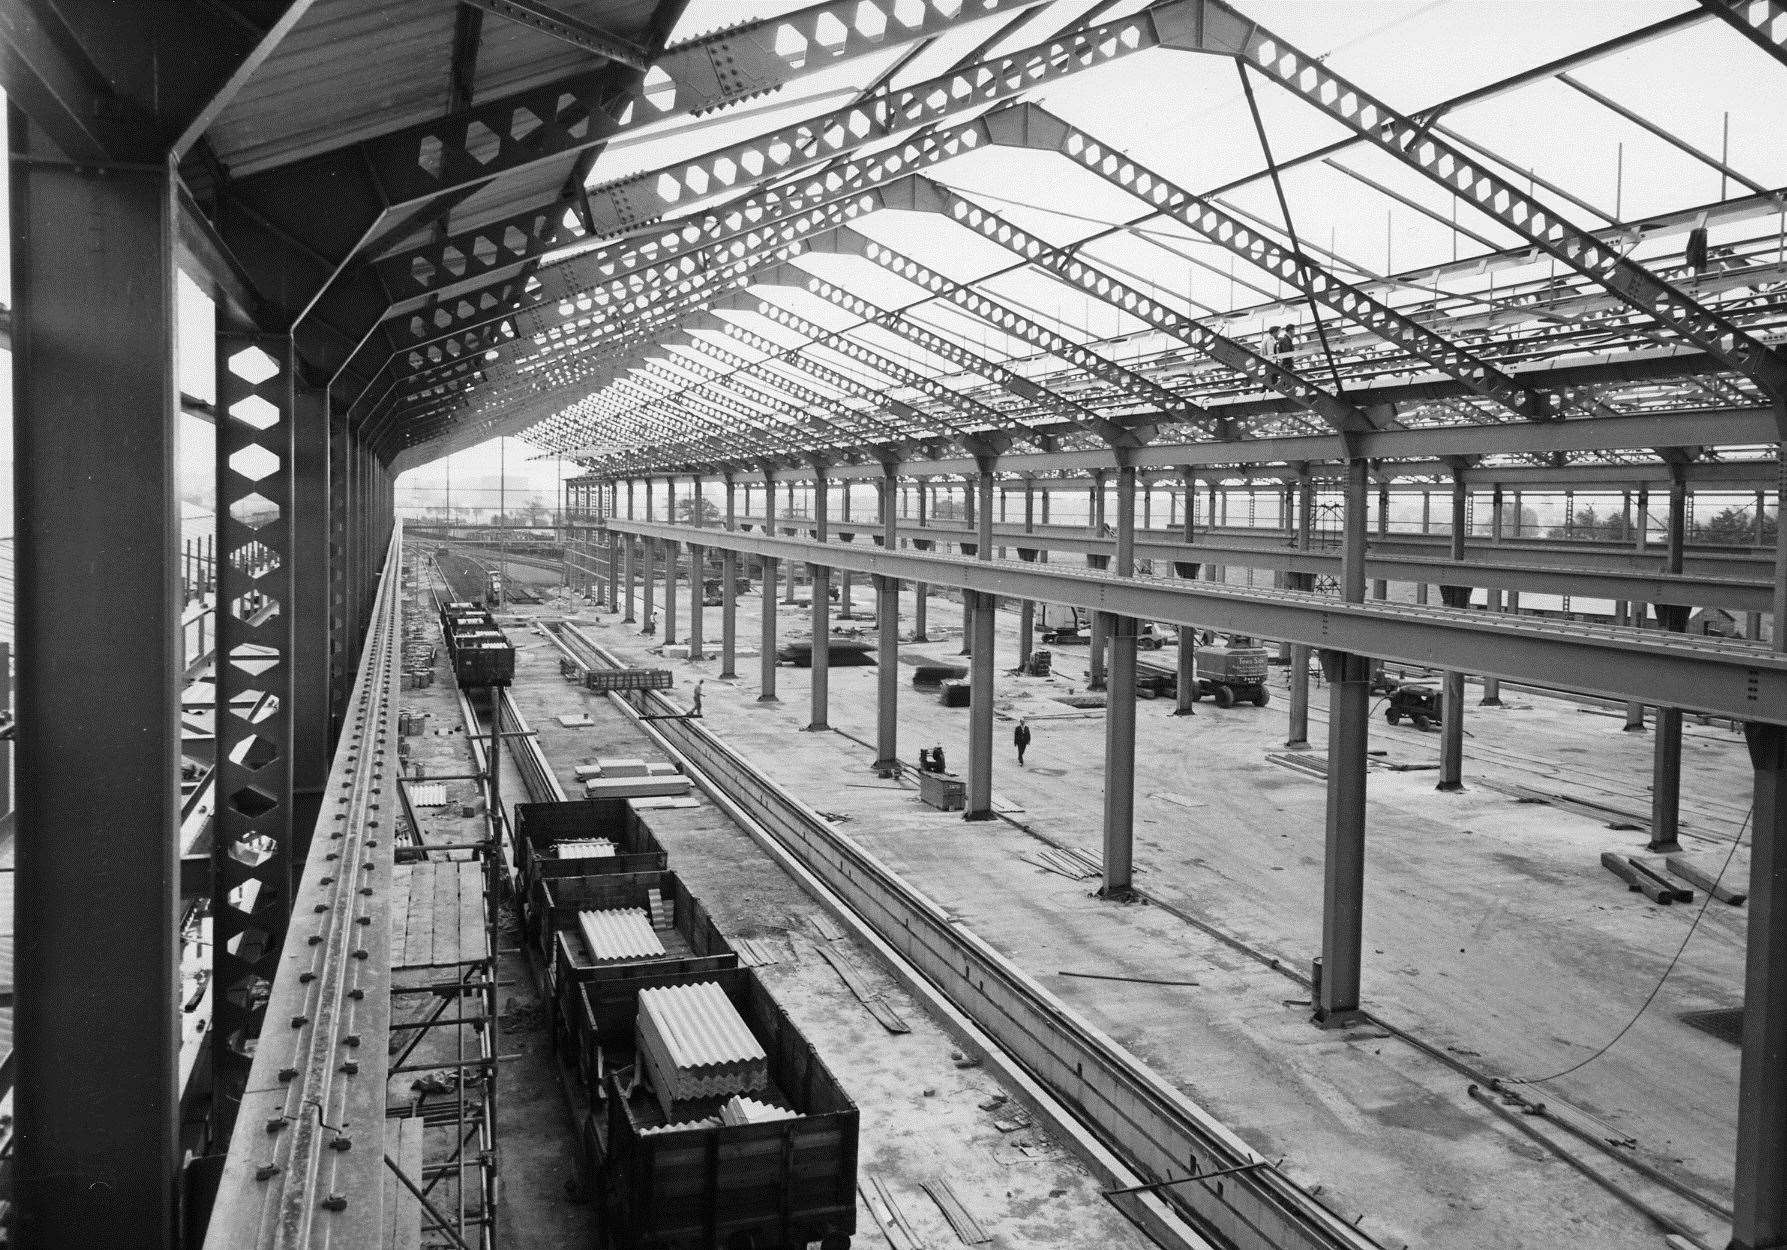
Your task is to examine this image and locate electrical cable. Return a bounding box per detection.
[1508,802,1751,1086]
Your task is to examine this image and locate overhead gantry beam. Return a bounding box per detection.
[608,517,1787,723]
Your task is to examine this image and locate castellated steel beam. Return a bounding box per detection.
[1153,0,1787,398]
[882,175,1376,434]
[984,104,1554,420]
[608,518,1787,723]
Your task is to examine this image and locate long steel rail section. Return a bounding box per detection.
[556,622,1382,1250]
[205,528,405,1250]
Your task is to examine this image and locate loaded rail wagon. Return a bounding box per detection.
[439,602,515,687]
[545,870,737,1043]
[575,967,858,1250]
[516,799,669,921]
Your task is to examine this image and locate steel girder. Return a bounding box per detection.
[799,225,1203,423]
[610,517,1787,723]
[1698,0,1787,68]
[0,0,317,165]
[1155,0,1787,399]
[217,0,1024,370]
[211,332,298,1107]
[985,104,1556,421]
[751,259,1128,441]
[883,175,1378,435]
[366,1,1178,321]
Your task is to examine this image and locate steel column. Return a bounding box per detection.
[662,540,678,644]
[913,477,930,640]
[809,566,831,731]
[1017,479,1035,667]
[1287,472,1315,750]
[960,484,975,655]
[688,543,704,661]
[721,478,738,678]
[1438,473,1468,791]
[606,528,620,610]
[10,147,182,1249]
[965,591,997,820]
[622,532,637,622]
[1733,721,1787,1249]
[641,538,656,633]
[290,389,331,847]
[213,329,299,1120]
[1652,474,1689,852]
[328,420,350,734]
[1101,612,1139,897]
[874,574,900,774]
[1317,460,1372,1026]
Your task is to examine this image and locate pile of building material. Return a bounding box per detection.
[721,1095,796,1126]
[577,908,666,962]
[636,981,768,1116]
[585,775,692,800]
[639,1116,722,1135]
[557,838,616,859]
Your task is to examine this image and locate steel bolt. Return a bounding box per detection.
[266,1116,286,1133]
[278,1067,298,1083]
[291,1015,308,1028]
[321,1195,347,1212]
[255,1164,279,1182]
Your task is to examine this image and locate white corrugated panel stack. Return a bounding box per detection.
[636,981,768,1117]
[556,838,615,859]
[578,908,666,962]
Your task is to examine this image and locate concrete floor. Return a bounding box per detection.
[538,564,1753,1250]
[400,553,1150,1250]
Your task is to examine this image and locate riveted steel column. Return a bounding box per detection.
[1373,480,1389,601]
[1088,472,1108,688]
[838,485,853,617]
[662,538,678,645]
[1101,612,1139,895]
[606,526,620,610]
[965,591,998,821]
[1773,432,1786,651]
[913,476,930,641]
[1651,472,1689,852]
[959,482,975,654]
[11,145,182,1249]
[721,477,738,678]
[213,329,299,1126]
[1317,459,1373,1027]
[1482,484,1504,705]
[1101,461,1139,894]
[1286,470,1315,750]
[809,469,830,729]
[688,542,705,661]
[641,536,656,633]
[784,480,800,604]
[1733,721,1787,1249]
[291,389,331,854]
[1438,471,1468,791]
[874,468,901,772]
[1017,478,1035,667]
[329,419,351,736]
[1176,468,1199,716]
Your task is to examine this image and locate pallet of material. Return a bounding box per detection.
[585,775,693,801]
[911,663,967,688]
[939,680,971,707]
[542,870,735,990]
[574,967,858,1250]
[586,669,674,693]
[637,980,770,1112]
[597,758,651,778]
[515,799,668,916]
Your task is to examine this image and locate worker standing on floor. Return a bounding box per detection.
[1014,719,1032,766]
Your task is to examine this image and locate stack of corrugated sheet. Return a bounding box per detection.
[556,838,615,859]
[639,1116,721,1135]
[578,908,665,963]
[720,1095,797,1126]
[636,981,768,1116]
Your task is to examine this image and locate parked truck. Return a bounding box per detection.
[1188,638,1271,707]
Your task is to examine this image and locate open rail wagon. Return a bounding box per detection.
[516,799,670,926]
[575,967,858,1250]
[438,602,515,687]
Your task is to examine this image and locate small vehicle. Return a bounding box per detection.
[485,572,503,606]
[701,577,725,606]
[1385,683,1442,729]
[1041,623,1089,645]
[1188,640,1271,707]
[1136,622,1176,650]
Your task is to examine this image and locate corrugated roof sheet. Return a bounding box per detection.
[557,838,616,859]
[408,783,448,808]
[577,907,664,961]
[636,980,764,1072]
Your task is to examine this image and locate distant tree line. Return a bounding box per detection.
[1547,503,1776,544]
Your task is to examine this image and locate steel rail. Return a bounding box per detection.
[606,518,1787,724]
[204,526,404,1250]
[558,624,1380,1250]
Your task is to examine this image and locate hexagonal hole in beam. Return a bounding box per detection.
[228,784,278,819]
[228,393,281,432]
[229,589,281,623]
[229,492,280,531]
[226,345,280,386]
[227,642,280,678]
[228,443,281,483]
[228,733,281,771]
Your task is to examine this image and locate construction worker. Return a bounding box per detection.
[1014,718,1032,766]
[931,744,947,774]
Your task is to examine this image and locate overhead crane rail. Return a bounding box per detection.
[204,530,405,1250]
[606,518,1787,725]
[555,623,1379,1250]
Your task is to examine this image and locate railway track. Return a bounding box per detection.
[545,620,1380,1250]
[431,546,544,605]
